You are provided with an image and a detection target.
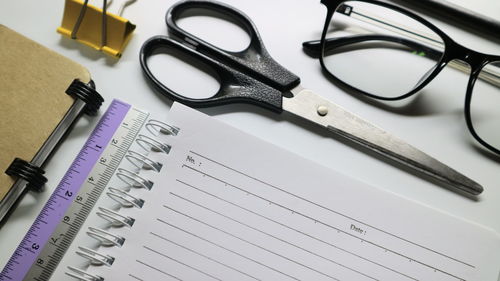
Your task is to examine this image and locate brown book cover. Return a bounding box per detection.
[0,25,102,221]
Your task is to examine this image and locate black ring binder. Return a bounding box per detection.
[0,25,108,223]
[5,158,47,192]
[65,79,104,115]
[66,119,177,280]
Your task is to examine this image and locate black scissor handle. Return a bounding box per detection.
[166,0,300,92]
[140,36,284,111]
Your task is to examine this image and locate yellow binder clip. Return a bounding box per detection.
[57,0,137,58]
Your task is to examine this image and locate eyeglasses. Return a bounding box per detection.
[303,0,500,155]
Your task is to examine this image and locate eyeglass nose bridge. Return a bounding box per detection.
[443,40,486,71]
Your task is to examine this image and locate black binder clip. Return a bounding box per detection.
[5,158,47,192]
[65,79,104,115]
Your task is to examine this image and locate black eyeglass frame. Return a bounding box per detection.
[318,0,500,155]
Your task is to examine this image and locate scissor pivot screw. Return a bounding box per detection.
[317,105,328,116]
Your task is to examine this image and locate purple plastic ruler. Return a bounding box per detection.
[0,99,149,281]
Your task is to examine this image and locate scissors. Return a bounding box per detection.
[139,0,482,195]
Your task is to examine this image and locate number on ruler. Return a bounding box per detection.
[0,100,136,281]
[65,190,73,198]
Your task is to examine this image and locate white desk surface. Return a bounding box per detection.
[1,0,499,274]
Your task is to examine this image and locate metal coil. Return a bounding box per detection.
[146,119,179,136]
[75,246,115,266]
[66,118,179,280]
[87,227,125,247]
[116,168,153,190]
[136,134,171,153]
[96,207,135,227]
[125,150,163,172]
[66,266,104,281]
[106,187,144,208]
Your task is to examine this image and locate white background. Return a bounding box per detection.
[0,0,499,274]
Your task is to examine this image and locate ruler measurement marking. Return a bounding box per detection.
[39,106,147,280]
[0,100,148,281]
[54,194,69,201]
[86,181,97,186]
[73,201,84,206]
[34,264,46,270]
[102,170,115,177]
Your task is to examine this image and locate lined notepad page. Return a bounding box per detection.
[91,103,500,281]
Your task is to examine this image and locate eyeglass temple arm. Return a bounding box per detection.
[303,3,500,88]
[344,4,500,88]
[303,35,441,60]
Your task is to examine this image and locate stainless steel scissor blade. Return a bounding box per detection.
[284,86,483,195]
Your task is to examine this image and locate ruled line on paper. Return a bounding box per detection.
[175,179,419,281]
[156,219,302,281]
[188,150,473,268]
[181,163,469,280]
[179,151,472,281]
[149,232,262,281]
[158,208,342,281]
[169,192,380,281]
[128,274,144,281]
[136,259,183,281]
[143,246,223,281]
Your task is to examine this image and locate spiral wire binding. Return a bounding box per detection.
[96,207,135,227]
[67,266,104,281]
[116,168,153,190]
[76,246,115,266]
[145,119,179,136]
[107,187,144,208]
[66,119,177,280]
[125,150,163,172]
[87,227,126,247]
[136,134,171,153]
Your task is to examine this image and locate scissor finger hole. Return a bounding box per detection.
[175,8,251,53]
[146,46,221,100]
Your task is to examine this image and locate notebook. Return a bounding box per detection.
[0,25,103,223]
[51,102,500,281]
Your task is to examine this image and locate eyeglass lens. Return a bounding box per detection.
[322,1,500,153]
[322,1,445,99]
[470,61,500,150]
